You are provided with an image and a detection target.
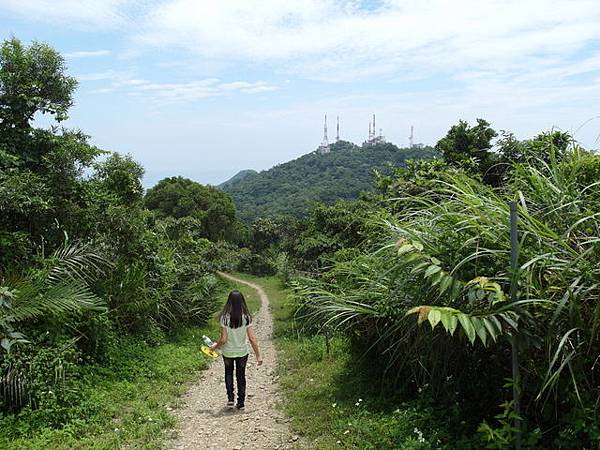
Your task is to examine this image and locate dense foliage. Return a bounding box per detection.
[289,123,600,448]
[145,176,241,242]
[0,38,238,430]
[221,140,437,222]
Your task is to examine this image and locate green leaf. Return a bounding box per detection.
[490,316,503,334]
[448,314,458,335]
[424,265,442,278]
[440,310,452,332]
[431,271,444,287]
[412,241,424,251]
[482,318,499,343]
[491,284,506,304]
[428,309,442,329]
[411,261,431,274]
[403,253,421,263]
[439,275,453,295]
[397,244,413,255]
[473,318,488,346]
[458,314,476,344]
[1,338,10,351]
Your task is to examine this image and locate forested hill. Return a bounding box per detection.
[221,140,436,222]
[218,169,258,190]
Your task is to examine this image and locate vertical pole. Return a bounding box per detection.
[510,201,522,450]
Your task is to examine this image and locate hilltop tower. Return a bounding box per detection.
[409,125,424,149]
[372,114,376,138]
[364,113,386,147]
[317,114,331,154]
[336,116,340,142]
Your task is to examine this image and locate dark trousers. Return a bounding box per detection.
[223,354,249,406]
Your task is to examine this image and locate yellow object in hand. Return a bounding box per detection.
[201,345,219,358]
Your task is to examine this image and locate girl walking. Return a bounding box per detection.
[210,290,262,410]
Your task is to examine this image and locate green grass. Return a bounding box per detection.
[0,281,238,450]
[230,272,474,450]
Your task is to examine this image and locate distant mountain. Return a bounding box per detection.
[221,140,436,222]
[218,169,258,190]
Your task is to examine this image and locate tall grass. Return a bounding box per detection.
[294,144,600,446]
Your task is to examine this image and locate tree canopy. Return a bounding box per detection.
[144,176,238,241]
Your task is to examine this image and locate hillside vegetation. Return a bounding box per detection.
[260,120,600,448]
[221,140,436,222]
[218,169,258,190]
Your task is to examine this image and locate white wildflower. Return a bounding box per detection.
[413,427,425,443]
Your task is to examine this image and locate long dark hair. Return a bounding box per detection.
[220,290,251,329]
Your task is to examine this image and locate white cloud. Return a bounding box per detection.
[6,0,600,84]
[76,69,134,81]
[94,78,278,103]
[89,87,117,94]
[118,79,148,86]
[0,0,131,29]
[132,0,600,80]
[64,50,111,58]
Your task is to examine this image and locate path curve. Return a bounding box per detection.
[169,272,292,450]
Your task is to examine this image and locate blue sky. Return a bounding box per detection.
[1,0,600,187]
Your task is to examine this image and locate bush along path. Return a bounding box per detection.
[169,272,292,450]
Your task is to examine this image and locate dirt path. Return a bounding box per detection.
[169,272,293,450]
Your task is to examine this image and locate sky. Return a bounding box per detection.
[1,0,600,187]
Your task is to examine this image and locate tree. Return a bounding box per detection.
[250,217,284,252]
[92,153,145,206]
[0,38,76,149]
[144,176,237,241]
[435,119,497,176]
[0,38,99,265]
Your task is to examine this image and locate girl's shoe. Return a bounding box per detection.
[227,401,234,408]
[236,404,245,411]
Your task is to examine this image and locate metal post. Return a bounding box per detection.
[510,201,522,450]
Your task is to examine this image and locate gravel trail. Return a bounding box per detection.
[169,272,293,450]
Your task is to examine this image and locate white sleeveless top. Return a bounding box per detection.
[220,314,252,358]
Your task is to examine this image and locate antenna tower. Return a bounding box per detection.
[322,114,329,146]
[409,125,414,148]
[373,114,376,137]
[336,116,340,141]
